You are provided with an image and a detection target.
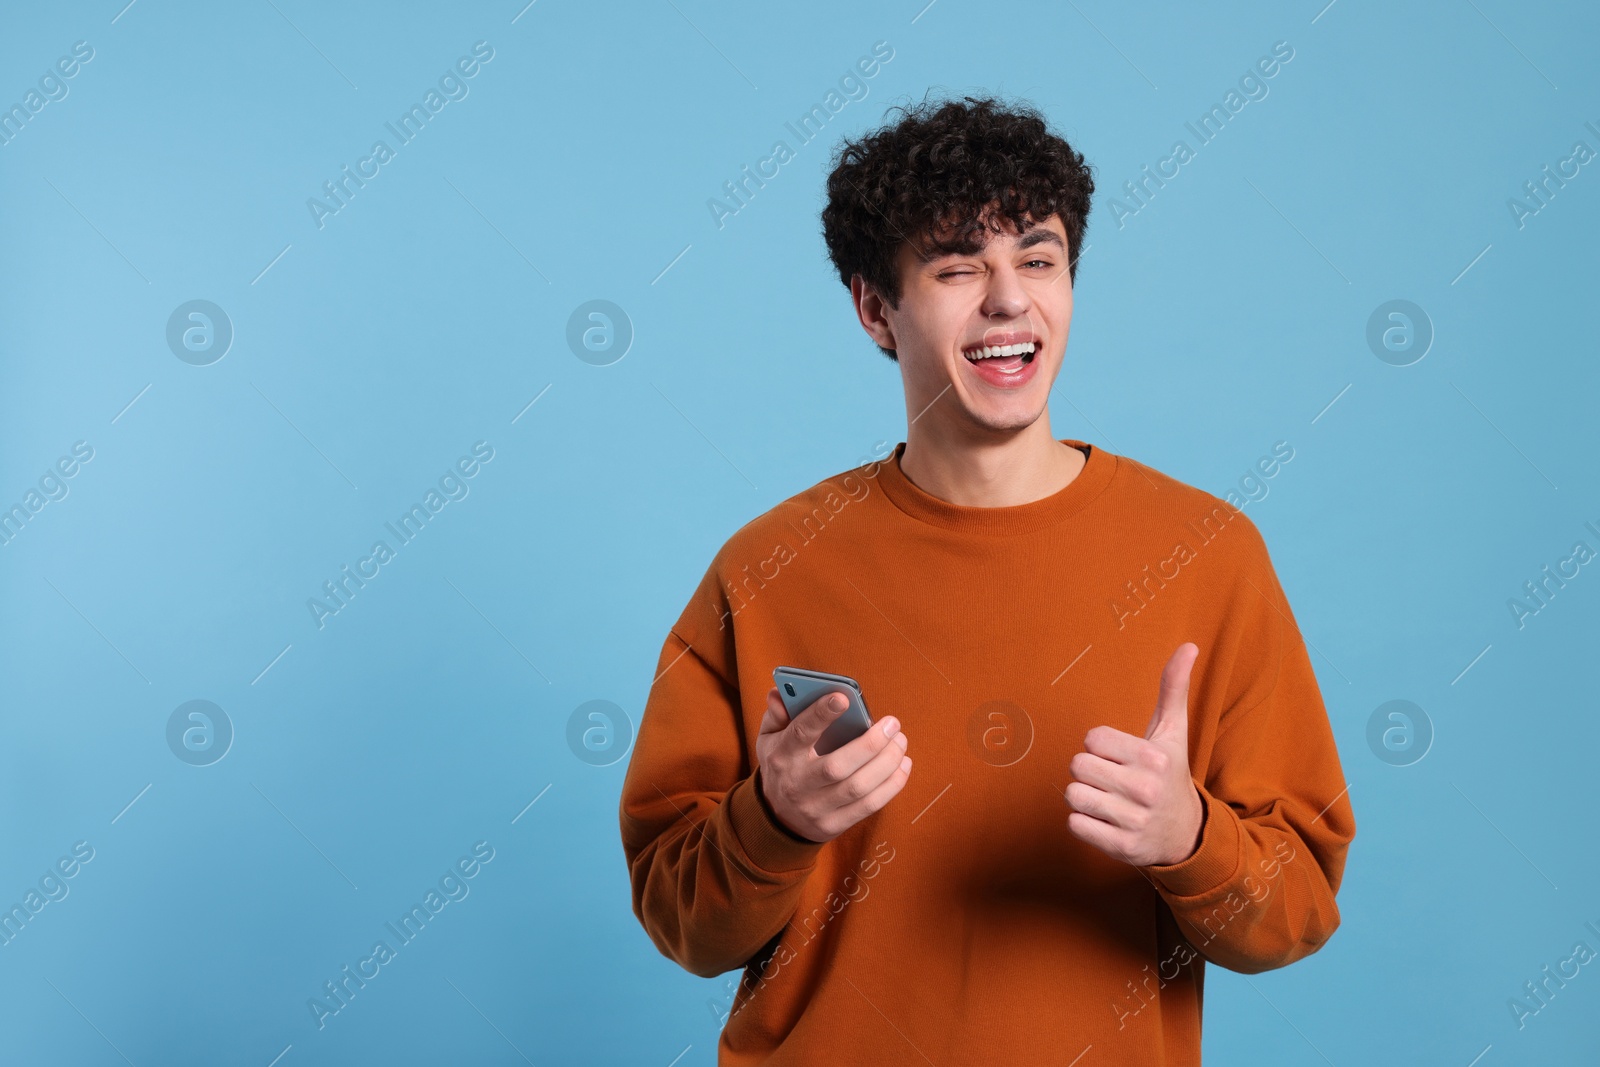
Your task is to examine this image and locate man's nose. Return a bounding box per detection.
[980,268,1029,329]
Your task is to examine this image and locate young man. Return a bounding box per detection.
[620,95,1354,1066]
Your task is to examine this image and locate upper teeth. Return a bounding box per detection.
[964,342,1036,361]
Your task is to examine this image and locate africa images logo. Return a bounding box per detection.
[306,41,495,230]
[307,442,494,630]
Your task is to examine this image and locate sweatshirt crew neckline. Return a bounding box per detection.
[875,437,1117,535]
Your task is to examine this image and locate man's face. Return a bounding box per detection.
[854,210,1073,438]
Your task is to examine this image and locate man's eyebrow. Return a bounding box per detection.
[918,233,985,259]
[1016,228,1065,251]
[919,225,1066,259]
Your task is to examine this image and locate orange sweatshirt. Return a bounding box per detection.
[620,439,1355,1066]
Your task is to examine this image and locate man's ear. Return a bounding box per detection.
[850,274,897,353]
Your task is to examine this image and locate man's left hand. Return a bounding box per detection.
[1065,642,1204,867]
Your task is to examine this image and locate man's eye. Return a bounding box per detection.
[939,270,976,279]
[1024,259,1053,269]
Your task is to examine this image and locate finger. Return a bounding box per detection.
[831,749,913,828]
[759,687,791,737]
[1066,809,1131,861]
[1068,750,1135,793]
[816,722,907,803]
[781,689,852,751]
[1082,724,1145,765]
[1063,780,1145,831]
[1145,642,1198,742]
[808,714,903,788]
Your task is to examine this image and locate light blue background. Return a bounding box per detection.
[2,1,1596,1063]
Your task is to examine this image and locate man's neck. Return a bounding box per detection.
[899,419,1086,507]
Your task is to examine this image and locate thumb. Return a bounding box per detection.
[1144,642,1198,744]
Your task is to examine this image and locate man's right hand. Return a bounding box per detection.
[755,686,912,843]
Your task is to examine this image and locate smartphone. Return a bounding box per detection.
[772,666,875,755]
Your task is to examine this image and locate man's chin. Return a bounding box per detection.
[959,403,1048,436]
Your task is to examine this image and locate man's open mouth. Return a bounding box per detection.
[962,341,1036,374]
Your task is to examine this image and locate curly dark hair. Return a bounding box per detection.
[821,93,1095,361]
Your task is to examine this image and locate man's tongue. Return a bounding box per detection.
[981,355,1026,372]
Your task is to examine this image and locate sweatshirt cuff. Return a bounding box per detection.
[725,767,825,875]
[1141,780,1242,900]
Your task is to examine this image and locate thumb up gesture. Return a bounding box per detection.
[1065,643,1205,868]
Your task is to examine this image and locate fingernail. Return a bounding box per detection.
[832,694,848,711]
[881,717,899,737]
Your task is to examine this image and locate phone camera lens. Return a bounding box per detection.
[783,683,796,697]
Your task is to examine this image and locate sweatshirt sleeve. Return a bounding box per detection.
[619,624,825,979]
[1138,520,1356,974]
